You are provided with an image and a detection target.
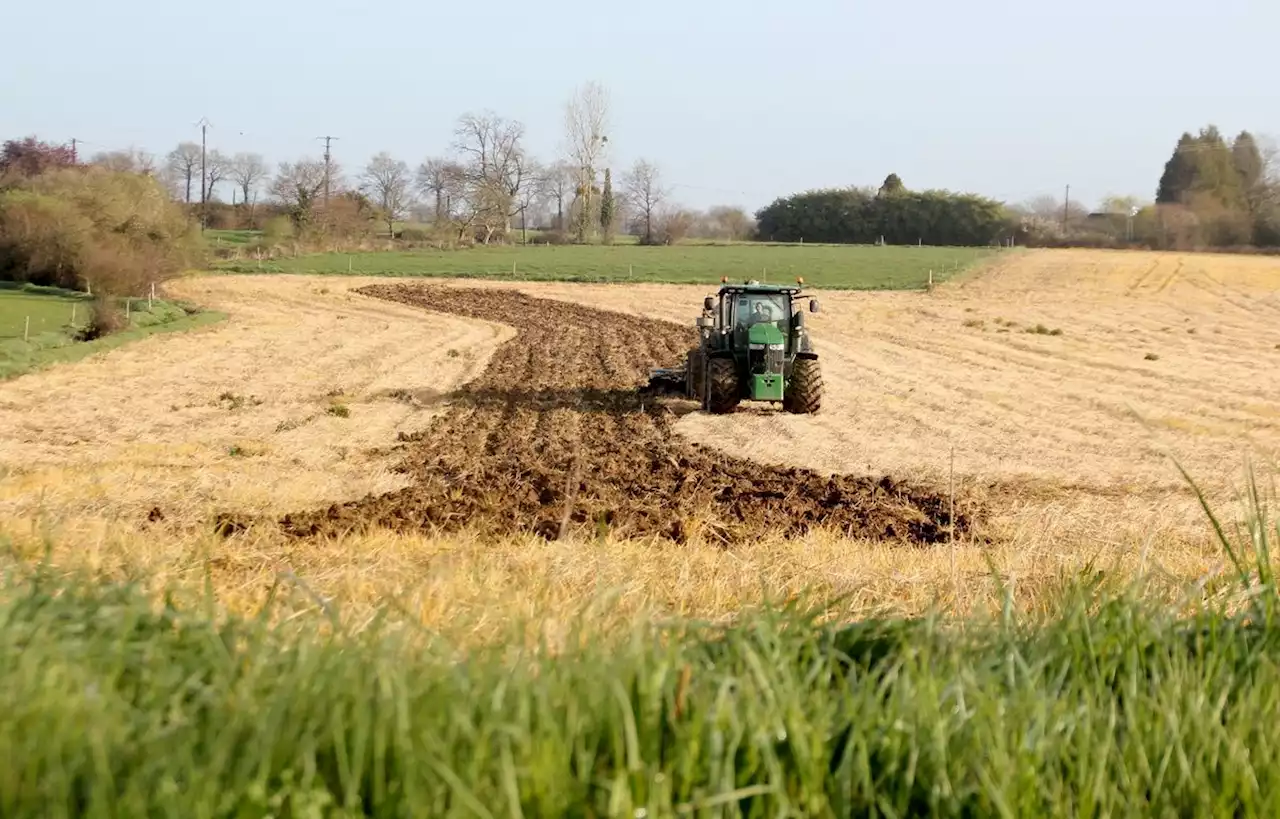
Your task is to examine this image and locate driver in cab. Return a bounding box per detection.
[749,300,774,324]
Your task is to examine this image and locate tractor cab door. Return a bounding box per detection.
[728,294,745,345]
[719,294,734,335]
[786,295,803,354]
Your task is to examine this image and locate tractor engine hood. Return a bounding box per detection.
[747,322,786,349]
[746,322,786,402]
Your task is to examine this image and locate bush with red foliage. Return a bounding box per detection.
[0,136,78,183]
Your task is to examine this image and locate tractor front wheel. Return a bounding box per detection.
[784,357,823,414]
[706,357,740,414]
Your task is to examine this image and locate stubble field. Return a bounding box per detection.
[1,248,1277,638]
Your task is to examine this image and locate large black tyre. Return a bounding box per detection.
[784,357,823,414]
[706,357,741,414]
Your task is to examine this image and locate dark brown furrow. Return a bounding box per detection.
[273,284,980,545]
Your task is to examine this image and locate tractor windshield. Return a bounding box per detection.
[735,293,788,328]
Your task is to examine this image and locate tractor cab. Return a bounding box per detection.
[700,280,820,352]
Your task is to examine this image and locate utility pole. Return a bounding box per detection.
[197,117,212,232]
[316,135,339,208]
[70,138,78,163]
[1062,184,1070,233]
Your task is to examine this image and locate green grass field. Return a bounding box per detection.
[204,228,261,247]
[218,243,1002,290]
[0,284,226,380]
[0,282,90,340]
[3,485,1279,817]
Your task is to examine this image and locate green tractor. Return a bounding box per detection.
[646,279,823,414]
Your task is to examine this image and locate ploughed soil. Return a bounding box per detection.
[272,284,979,545]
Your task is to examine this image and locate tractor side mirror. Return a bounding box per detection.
[704,296,715,312]
[809,299,820,313]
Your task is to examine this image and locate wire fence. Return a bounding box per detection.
[0,289,164,342]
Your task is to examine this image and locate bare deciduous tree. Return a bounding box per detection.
[622,158,668,244]
[202,149,229,202]
[1021,195,1063,221]
[452,111,532,244]
[361,151,415,237]
[416,158,459,224]
[1098,195,1143,215]
[1255,133,1280,202]
[229,152,267,208]
[562,81,610,243]
[269,159,328,227]
[705,205,755,241]
[656,206,698,245]
[166,142,201,203]
[514,158,545,243]
[1019,194,1089,224]
[538,160,575,232]
[440,163,481,242]
[91,147,156,175]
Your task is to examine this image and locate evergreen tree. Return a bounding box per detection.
[1192,126,1245,209]
[1156,133,1198,204]
[1232,131,1264,191]
[1232,130,1266,210]
[878,173,905,196]
[599,168,615,243]
[1156,126,1246,215]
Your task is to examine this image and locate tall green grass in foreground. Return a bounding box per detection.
[2,471,1280,817]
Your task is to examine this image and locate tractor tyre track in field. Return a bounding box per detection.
[272,284,976,546]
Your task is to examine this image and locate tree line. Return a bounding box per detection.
[756,127,1280,251]
[4,83,757,250]
[753,174,1011,246]
[5,104,1280,261]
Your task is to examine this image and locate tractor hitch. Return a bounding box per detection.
[644,366,688,396]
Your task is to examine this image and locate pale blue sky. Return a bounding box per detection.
[4,0,1276,212]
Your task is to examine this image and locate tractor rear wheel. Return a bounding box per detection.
[706,357,740,414]
[784,357,823,414]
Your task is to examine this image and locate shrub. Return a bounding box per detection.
[261,215,294,246]
[309,194,377,244]
[396,227,431,243]
[656,208,698,244]
[0,136,77,182]
[202,202,240,230]
[0,190,93,288]
[72,296,126,341]
[539,229,574,246]
[0,165,203,297]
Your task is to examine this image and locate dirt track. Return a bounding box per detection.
[273,284,973,545]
